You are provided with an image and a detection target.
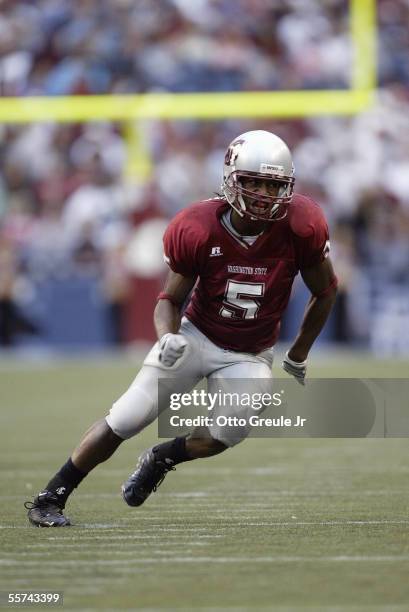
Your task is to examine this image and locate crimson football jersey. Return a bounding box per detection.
[163,196,329,353]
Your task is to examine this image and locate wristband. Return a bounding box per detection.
[157,292,180,307]
[285,351,307,367]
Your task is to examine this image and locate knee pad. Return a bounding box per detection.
[106,380,157,440]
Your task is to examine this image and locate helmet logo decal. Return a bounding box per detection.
[260,163,285,175]
[224,139,245,166]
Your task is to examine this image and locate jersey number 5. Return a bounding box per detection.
[220,280,265,320]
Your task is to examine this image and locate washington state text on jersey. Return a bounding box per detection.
[227,265,268,275]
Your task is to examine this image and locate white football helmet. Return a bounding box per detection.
[221,130,295,221]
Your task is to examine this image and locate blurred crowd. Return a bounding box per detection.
[0,0,353,96]
[1,0,409,353]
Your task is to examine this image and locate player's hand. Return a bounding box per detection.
[159,333,188,367]
[282,351,307,385]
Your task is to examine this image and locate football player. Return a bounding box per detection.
[25,130,337,527]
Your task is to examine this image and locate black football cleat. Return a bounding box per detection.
[122,448,176,507]
[24,490,71,527]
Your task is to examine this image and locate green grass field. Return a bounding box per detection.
[1,354,409,611]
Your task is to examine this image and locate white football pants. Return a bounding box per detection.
[105,317,274,447]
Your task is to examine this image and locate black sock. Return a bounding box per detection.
[45,458,88,506]
[152,436,191,465]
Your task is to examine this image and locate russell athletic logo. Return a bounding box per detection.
[210,246,223,257]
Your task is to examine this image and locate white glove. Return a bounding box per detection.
[282,351,307,386]
[159,333,188,367]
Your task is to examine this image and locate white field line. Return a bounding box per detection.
[2,555,409,566]
[0,573,140,581]
[40,534,223,541]
[4,549,198,558]
[24,541,210,548]
[131,519,409,527]
[2,468,287,477]
[0,572,147,580]
[155,489,409,496]
[12,508,406,520]
[2,519,409,530]
[6,465,409,478]
[8,490,409,501]
[234,520,409,527]
[126,504,364,512]
[138,505,288,511]
[76,524,214,531]
[0,524,216,531]
[113,512,409,521]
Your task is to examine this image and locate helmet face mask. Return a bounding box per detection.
[221,130,295,222]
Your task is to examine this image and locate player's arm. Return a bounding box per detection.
[288,257,337,362]
[157,208,201,364]
[154,270,197,338]
[154,270,197,366]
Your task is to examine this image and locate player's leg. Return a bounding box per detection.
[25,321,203,526]
[186,434,227,457]
[122,354,274,507]
[122,328,274,507]
[121,318,230,506]
[185,326,274,450]
[149,348,274,462]
[24,420,124,527]
[121,433,228,507]
[206,349,274,448]
[120,321,215,506]
[71,419,123,472]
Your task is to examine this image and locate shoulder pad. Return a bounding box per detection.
[288,194,327,238]
[168,199,222,242]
